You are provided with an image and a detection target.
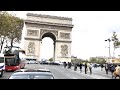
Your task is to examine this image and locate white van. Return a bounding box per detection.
[0,53,5,77]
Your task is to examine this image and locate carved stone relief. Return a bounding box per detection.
[40,29,58,38]
[26,24,72,30]
[27,42,35,55]
[60,32,70,39]
[60,44,68,57]
[27,30,39,36]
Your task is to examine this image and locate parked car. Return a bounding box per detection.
[8,69,54,79]
[27,60,38,64]
[50,61,63,65]
[40,61,49,65]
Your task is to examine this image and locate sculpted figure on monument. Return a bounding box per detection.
[60,44,68,57]
[28,42,35,54]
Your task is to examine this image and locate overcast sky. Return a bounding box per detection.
[8,11,120,60]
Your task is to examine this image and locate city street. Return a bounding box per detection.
[1,11,120,80]
[0,64,115,79]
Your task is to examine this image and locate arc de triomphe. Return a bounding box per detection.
[24,13,74,62]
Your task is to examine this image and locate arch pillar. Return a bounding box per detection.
[54,40,72,62]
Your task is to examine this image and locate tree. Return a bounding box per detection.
[49,58,53,62]
[89,57,106,64]
[0,11,24,53]
[96,57,106,64]
[0,12,10,53]
[89,57,97,63]
[111,32,120,57]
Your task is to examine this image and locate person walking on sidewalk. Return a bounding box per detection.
[100,64,104,71]
[87,63,92,75]
[74,63,77,71]
[63,62,67,68]
[113,65,120,79]
[110,64,115,79]
[79,62,83,73]
[105,63,109,74]
[85,63,87,74]
[89,63,92,74]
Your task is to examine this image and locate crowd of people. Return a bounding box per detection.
[101,63,120,79]
[63,62,120,79]
[63,62,93,74]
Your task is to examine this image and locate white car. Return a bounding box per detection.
[27,60,38,64]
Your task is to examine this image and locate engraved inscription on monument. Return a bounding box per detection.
[60,32,70,39]
[27,30,39,36]
[28,42,35,55]
[60,44,68,57]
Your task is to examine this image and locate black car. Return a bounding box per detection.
[8,69,54,79]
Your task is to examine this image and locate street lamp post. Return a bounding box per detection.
[105,38,111,59]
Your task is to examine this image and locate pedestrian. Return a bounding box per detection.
[110,64,115,79]
[84,63,87,74]
[100,64,104,71]
[79,62,82,73]
[67,62,69,69]
[88,63,92,75]
[105,63,109,74]
[69,62,72,69]
[74,63,77,71]
[63,62,67,68]
[113,65,120,79]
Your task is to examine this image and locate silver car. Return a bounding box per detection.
[8,69,54,79]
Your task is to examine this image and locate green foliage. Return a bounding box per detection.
[97,58,106,64]
[71,58,87,64]
[111,32,120,49]
[49,58,53,62]
[89,57,97,63]
[89,57,106,64]
[0,11,24,51]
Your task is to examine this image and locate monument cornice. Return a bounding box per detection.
[56,40,72,43]
[24,37,41,41]
[27,13,73,21]
[25,20,74,28]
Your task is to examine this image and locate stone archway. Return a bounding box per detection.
[41,32,56,61]
[24,13,74,62]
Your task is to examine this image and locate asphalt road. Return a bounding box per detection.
[0,64,116,79]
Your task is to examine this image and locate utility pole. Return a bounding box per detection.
[105,38,111,59]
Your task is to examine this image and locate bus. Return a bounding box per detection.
[0,53,5,77]
[4,46,26,71]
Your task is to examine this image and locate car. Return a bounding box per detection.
[8,69,55,79]
[49,61,63,65]
[27,60,38,64]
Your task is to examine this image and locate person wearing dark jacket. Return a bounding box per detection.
[63,62,67,68]
[101,64,104,71]
[79,63,82,73]
[85,63,87,74]
[74,63,77,71]
[110,64,115,78]
[105,63,109,74]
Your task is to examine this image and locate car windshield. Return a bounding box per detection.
[9,74,54,79]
